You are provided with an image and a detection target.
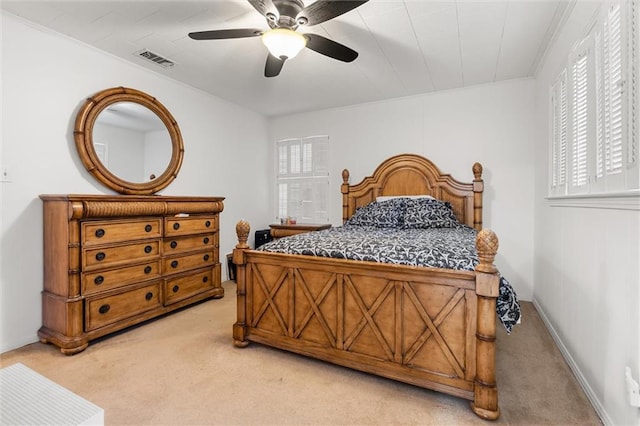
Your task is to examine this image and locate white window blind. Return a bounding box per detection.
[551,71,568,194]
[569,44,591,192]
[549,0,639,197]
[628,0,639,188]
[276,136,329,223]
[595,3,625,192]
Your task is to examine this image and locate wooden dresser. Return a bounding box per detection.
[38,194,224,354]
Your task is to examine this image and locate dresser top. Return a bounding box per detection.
[40,194,225,202]
[40,194,225,219]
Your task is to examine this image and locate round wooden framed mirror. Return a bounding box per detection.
[74,87,184,195]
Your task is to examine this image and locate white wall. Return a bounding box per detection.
[145,129,172,181]
[0,12,271,353]
[93,122,146,182]
[533,2,640,425]
[269,79,536,301]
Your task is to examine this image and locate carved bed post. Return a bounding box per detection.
[341,169,350,224]
[472,163,484,232]
[471,229,500,420]
[232,220,251,347]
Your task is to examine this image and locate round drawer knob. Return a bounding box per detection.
[171,260,178,268]
[172,285,179,293]
[95,229,105,238]
[144,245,152,254]
[145,292,153,301]
[203,254,210,261]
[173,223,180,230]
[205,220,211,228]
[144,266,152,274]
[145,224,152,232]
[203,237,209,244]
[94,275,104,285]
[202,276,208,283]
[170,241,178,249]
[95,252,106,261]
[98,304,110,314]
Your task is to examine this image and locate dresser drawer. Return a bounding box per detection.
[164,250,216,275]
[39,194,225,354]
[85,282,161,331]
[164,215,217,237]
[164,268,213,305]
[82,261,161,296]
[163,233,216,255]
[82,218,162,246]
[84,240,160,270]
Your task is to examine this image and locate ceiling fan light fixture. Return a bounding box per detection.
[261,28,307,60]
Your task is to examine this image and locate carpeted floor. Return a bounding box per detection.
[1,281,601,425]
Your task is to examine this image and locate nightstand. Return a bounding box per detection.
[269,223,331,239]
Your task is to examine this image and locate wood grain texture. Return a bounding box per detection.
[74,87,184,195]
[269,223,331,238]
[234,154,501,419]
[39,195,225,354]
[341,153,482,230]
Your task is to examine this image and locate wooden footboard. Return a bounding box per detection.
[232,221,501,420]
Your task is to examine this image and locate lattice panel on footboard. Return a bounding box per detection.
[246,260,477,397]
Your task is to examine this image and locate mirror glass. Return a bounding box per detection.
[75,87,184,195]
[93,102,172,183]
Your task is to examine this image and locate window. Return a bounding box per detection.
[549,1,639,197]
[629,0,640,188]
[595,3,624,192]
[569,38,592,192]
[551,70,567,193]
[276,136,329,223]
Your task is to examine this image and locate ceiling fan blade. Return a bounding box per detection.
[297,0,369,26]
[248,0,279,21]
[188,28,263,40]
[304,33,358,62]
[265,54,285,77]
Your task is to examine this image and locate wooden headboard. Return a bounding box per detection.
[341,154,484,230]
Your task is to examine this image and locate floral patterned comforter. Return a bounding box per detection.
[258,224,521,333]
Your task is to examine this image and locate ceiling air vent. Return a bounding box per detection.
[135,49,176,68]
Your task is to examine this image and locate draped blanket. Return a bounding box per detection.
[258,224,521,333]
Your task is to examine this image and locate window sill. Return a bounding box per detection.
[546,191,640,210]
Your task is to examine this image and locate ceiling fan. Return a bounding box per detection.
[188,0,369,77]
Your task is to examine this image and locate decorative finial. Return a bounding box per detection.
[342,169,350,184]
[473,162,483,180]
[236,220,250,249]
[476,229,498,273]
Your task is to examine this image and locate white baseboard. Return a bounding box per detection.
[531,297,611,425]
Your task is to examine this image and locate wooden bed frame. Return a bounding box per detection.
[232,154,502,420]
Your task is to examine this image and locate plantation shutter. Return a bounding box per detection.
[276,136,330,223]
[299,136,329,222]
[548,0,639,196]
[277,139,299,220]
[569,44,592,193]
[551,71,568,195]
[595,3,625,191]
[628,0,639,189]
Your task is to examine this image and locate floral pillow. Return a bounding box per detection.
[344,198,407,228]
[402,198,459,228]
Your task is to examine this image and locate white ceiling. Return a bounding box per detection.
[1,0,569,117]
